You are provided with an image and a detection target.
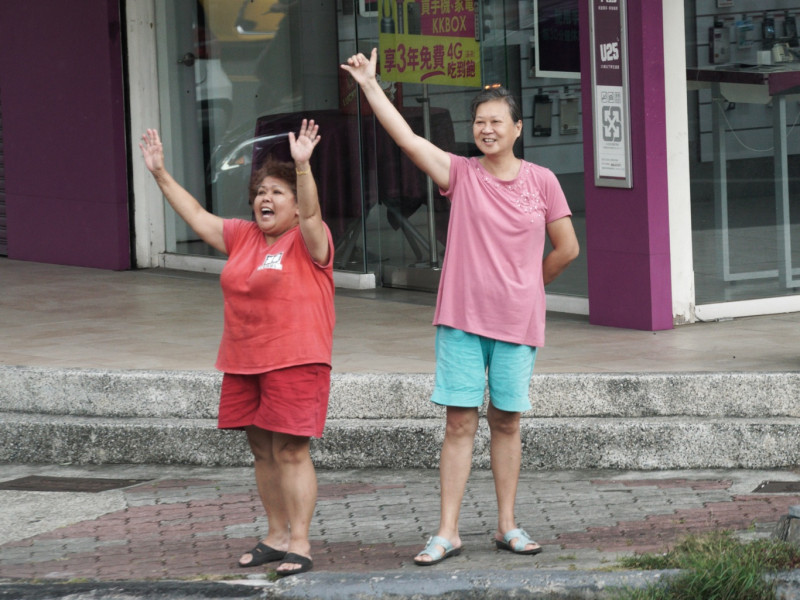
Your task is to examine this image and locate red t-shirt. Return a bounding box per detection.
[215,219,335,374]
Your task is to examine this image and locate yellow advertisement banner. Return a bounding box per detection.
[378,0,481,87]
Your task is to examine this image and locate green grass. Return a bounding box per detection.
[610,530,800,600]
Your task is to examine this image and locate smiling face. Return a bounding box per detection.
[472,99,522,156]
[252,176,299,240]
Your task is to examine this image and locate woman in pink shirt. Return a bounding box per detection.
[343,49,579,565]
[140,120,334,577]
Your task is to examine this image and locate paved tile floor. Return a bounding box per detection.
[2,258,800,374]
[0,463,798,581]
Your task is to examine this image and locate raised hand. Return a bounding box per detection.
[288,119,321,165]
[340,48,378,87]
[139,129,165,174]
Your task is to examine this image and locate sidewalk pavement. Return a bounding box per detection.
[1,259,800,597]
[2,257,800,374]
[0,462,799,598]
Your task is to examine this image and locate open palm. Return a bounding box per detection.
[289,119,320,164]
[139,129,165,174]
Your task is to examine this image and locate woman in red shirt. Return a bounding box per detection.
[140,119,334,577]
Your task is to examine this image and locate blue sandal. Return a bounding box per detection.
[496,528,542,555]
[414,535,462,566]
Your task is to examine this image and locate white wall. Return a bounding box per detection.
[665,1,696,324]
[127,0,165,268]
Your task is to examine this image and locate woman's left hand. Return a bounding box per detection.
[289,119,321,166]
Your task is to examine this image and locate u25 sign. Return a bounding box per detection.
[590,0,631,187]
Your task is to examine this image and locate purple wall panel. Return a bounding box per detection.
[580,0,673,331]
[0,0,130,269]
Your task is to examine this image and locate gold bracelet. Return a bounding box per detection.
[295,167,311,176]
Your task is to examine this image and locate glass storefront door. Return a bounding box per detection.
[686,0,800,306]
[157,0,366,264]
[347,0,588,295]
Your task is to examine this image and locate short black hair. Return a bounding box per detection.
[249,156,297,206]
[470,86,522,123]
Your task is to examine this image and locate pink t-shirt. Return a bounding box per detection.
[215,219,335,374]
[433,154,572,347]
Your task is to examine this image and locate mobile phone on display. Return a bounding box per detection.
[786,16,798,45]
[532,94,552,137]
[763,17,776,43]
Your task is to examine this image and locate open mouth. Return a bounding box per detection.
[260,207,274,217]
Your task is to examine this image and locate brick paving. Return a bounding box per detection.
[0,466,798,582]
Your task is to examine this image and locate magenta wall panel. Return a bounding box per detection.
[0,0,130,269]
[580,0,673,331]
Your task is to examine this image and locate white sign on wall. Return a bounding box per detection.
[589,0,632,188]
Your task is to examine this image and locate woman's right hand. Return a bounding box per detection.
[139,129,165,174]
[138,128,226,253]
[341,47,451,190]
[341,48,378,87]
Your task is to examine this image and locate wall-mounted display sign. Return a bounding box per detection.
[377,0,481,87]
[589,0,632,188]
[534,0,580,79]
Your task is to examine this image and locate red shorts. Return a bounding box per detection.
[218,364,331,438]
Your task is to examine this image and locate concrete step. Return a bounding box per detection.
[2,413,800,470]
[3,366,800,419]
[2,366,800,469]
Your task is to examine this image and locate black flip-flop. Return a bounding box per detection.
[238,542,286,568]
[276,552,313,576]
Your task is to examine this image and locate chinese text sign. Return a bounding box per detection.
[378,0,481,87]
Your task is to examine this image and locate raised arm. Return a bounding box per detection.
[543,216,580,285]
[341,48,451,190]
[139,129,226,254]
[289,119,329,265]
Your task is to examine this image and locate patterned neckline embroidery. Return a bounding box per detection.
[473,160,545,218]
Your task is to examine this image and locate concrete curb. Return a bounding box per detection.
[0,569,683,599]
[260,569,683,599]
[2,570,797,599]
[15,568,797,600]
[3,366,800,419]
[2,366,800,469]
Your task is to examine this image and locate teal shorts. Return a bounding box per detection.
[431,326,537,412]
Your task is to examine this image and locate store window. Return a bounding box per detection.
[525,0,586,297]
[157,0,355,260]
[155,0,587,299]
[686,0,800,305]
[356,0,587,296]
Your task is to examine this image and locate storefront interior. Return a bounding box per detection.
[687,0,800,305]
[155,0,588,299]
[153,0,800,316]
